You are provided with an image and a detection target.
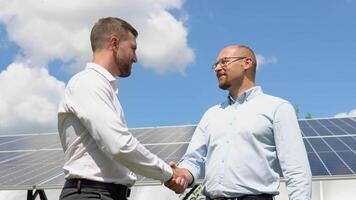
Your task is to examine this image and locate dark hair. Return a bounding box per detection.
[90,17,138,52]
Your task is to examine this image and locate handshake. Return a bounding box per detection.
[164,161,193,194]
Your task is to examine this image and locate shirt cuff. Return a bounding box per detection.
[162,164,173,182]
[178,162,198,186]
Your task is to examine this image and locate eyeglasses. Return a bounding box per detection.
[211,56,246,70]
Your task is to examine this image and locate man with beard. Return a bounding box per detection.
[165,45,312,200]
[58,17,188,200]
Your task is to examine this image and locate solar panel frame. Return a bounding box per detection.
[300,117,356,180]
[1,118,356,191]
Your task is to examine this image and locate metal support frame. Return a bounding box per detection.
[27,189,48,200]
[182,184,205,200]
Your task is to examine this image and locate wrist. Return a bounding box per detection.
[183,169,194,185]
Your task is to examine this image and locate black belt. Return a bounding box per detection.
[64,178,131,198]
[208,194,273,200]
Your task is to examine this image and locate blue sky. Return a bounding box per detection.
[0,0,355,134]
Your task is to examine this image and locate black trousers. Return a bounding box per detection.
[59,179,130,200]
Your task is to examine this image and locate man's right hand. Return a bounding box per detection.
[164,161,193,194]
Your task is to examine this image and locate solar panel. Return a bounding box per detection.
[299,118,356,136]
[0,117,355,190]
[0,134,61,151]
[0,125,195,189]
[306,153,330,176]
[300,117,356,178]
[339,137,356,151]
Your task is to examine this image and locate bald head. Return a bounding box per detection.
[219,45,256,68]
[218,45,257,80]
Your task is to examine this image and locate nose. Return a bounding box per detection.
[214,64,223,73]
[132,53,137,63]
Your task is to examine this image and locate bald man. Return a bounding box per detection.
[165,45,312,200]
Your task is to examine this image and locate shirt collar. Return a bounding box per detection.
[86,62,118,93]
[228,86,263,105]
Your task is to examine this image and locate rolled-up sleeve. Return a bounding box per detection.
[273,102,312,200]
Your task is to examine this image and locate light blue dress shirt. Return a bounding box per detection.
[179,86,312,200]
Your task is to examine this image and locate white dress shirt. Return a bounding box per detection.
[58,63,173,186]
[179,86,312,200]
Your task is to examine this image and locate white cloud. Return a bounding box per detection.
[0,62,65,134]
[334,109,356,118]
[256,54,278,70]
[0,0,193,133]
[0,0,194,73]
[137,11,194,73]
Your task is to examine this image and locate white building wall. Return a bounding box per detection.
[266,180,356,200]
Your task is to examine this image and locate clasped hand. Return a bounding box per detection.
[164,162,192,194]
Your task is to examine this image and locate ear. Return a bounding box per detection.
[109,36,119,50]
[243,57,253,70]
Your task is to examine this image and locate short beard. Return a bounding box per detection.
[118,64,131,77]
[218,82,230,90]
